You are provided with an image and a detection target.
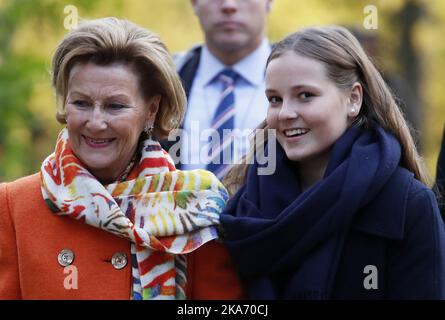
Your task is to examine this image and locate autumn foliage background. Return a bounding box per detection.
[0,0,444,183]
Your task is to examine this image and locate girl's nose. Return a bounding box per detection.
[278,101,298,121]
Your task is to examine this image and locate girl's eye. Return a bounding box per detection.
[267,96,282,104]
[299,92,315,100]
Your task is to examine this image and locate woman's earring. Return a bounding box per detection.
[350,108,356,115]
[144,123,154,139]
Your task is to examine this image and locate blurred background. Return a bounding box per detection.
[0,0,444,183]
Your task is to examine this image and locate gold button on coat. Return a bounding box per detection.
[58,249,74,267]
[111,252,128,270]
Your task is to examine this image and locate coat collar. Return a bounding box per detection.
[354,167,414,240]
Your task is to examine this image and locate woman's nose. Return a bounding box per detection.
[86,105,107,130]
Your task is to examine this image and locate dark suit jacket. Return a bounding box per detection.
[161,46,202,169]
[435,125,445,218]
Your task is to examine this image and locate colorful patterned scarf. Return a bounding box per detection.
[40,128,228,300]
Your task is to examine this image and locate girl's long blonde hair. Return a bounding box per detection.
[224,26,430,196]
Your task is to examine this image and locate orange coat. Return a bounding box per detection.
[0,173,244,300]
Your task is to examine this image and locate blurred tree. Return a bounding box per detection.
[391,0,426,149]
[0,0,107,181]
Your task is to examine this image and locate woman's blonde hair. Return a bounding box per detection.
[224,25,430,195]
[52,17,186,139]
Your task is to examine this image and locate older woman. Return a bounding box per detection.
[0,17,243,300]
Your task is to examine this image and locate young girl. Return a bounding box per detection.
[221,26,445,299]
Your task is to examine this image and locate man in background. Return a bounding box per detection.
[166,0,273,179]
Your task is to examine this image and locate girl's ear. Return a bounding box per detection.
[347,82,363,118]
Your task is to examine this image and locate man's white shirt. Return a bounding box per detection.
[180,39,271,170]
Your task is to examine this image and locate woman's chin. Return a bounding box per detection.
[82,160,117,178]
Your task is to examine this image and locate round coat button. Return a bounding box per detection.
[111,252,128,270]
[58,249,74,267]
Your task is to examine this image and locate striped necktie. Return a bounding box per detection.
[207,69,238,179]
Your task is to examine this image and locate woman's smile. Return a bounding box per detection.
[82,135,116,148]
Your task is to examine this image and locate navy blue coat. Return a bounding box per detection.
[222,125,445,299]
[329,167,445,299]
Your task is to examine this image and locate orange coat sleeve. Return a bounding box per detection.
[0,183,21,299]
[187,240,245,299]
